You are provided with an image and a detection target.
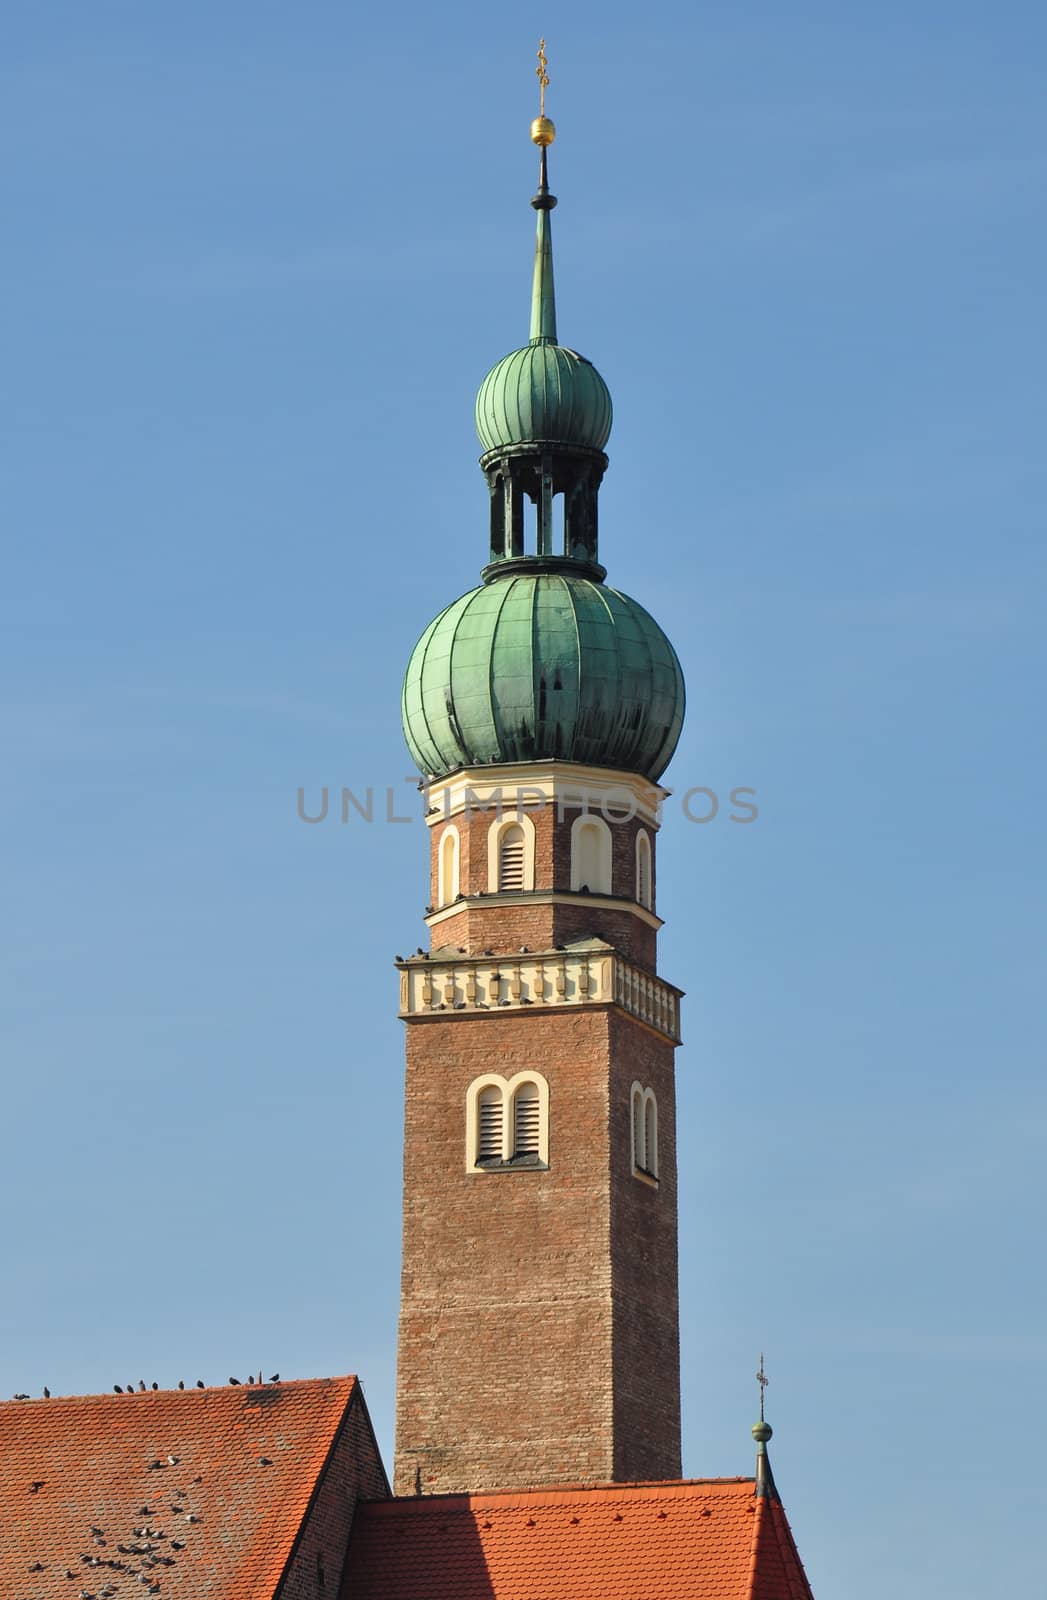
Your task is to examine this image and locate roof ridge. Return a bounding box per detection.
[0,1374,358,1407]
[360,1475,757,1516]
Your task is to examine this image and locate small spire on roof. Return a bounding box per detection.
[752,1352,781,1502]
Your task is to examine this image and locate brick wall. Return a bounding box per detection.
[428,804,659,968]
[393,1004,681,1496]
[277,1389,388,1600]
[608,1010,682,1481]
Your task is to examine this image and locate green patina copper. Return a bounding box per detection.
[401,131,684,783]
[531,197,557,343]
[474,150,612,455]
[475,343,612,456]
[402,572,685,781]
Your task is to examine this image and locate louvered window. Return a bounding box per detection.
[498,824,526,890]
[513,1083,541,1157]
[477,1086,504,1161]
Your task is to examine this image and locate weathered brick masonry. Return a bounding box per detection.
[427,804,659,967]
[278,1387,388,1600]
[393,1004,680,1495]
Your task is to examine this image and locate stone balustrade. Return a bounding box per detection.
[397,947,681,1043]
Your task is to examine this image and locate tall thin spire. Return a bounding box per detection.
[753,1355,781,1503]
[529,40,558,345]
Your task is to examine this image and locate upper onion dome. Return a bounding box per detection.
[476,342,612,454]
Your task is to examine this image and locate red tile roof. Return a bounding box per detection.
[0,1376,361,1600]
[342,1475,815,1600]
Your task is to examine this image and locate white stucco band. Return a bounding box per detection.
[421,763,668,831]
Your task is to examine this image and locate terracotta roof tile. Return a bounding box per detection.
[0,1376,359,1600]
[342,1475,814,1600]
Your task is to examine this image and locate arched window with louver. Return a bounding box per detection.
[476,1085,505,1163]
[466,1072,550,1171]
[498,823,526,890]
[630,1081,659,1182]
[487,813,536,894]
[512,1081,541,1158]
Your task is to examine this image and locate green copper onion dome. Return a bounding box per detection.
[476,345,612,455]
[402,572,684,781]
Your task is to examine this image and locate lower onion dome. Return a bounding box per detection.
[402,571,685,782]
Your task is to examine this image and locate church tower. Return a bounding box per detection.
[394,58,686,1498]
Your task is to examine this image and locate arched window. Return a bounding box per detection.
[512,1081,541,1157]
[487,813,536,893]
[466,1072,550,1170]
[477,1085,504,1162]
[636,828,652,910]
[570,814,612,895]
[499,824,526,890]
[630,1082,658,1180]
[438,825,460,906]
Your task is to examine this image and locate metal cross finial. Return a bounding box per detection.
[757,1353,769,1421]
[536,39,550,117]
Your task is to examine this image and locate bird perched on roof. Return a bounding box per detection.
[43,1386,51,1398]
[13,1392,29,1400]
[30,1481,44,1493]
[228,1376,240,1385]
[138,1380,146,1392]
[195,1379,204,1388]
[151,1382,159,1391]
[167,1454,179,1465]
[177,1380,185,1390]
[268,1373,279,1383]
[113,1385,123,1394]
[258,1455,273,1466]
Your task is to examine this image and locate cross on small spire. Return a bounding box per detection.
[536,39,549,118]
[756,1352,769,1422]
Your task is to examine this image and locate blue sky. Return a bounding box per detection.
[3,3,1045,1595]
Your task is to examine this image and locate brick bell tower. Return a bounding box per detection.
[393,61,686,1498]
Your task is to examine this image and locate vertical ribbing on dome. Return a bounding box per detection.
[529,145,557,345]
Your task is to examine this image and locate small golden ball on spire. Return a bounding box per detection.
[530,115,556,146]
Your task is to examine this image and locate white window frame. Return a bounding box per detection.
[570,812,613,895]
[465,1071,550,1171]
[630,1081,659,1181]
[487,812,537,893]
[437,823,461,907]
[635,827,653,910]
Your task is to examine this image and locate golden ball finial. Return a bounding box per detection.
[530,115,556,147]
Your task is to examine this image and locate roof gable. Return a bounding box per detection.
[0,1376,363,1600]
[342,1476,814,1600]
